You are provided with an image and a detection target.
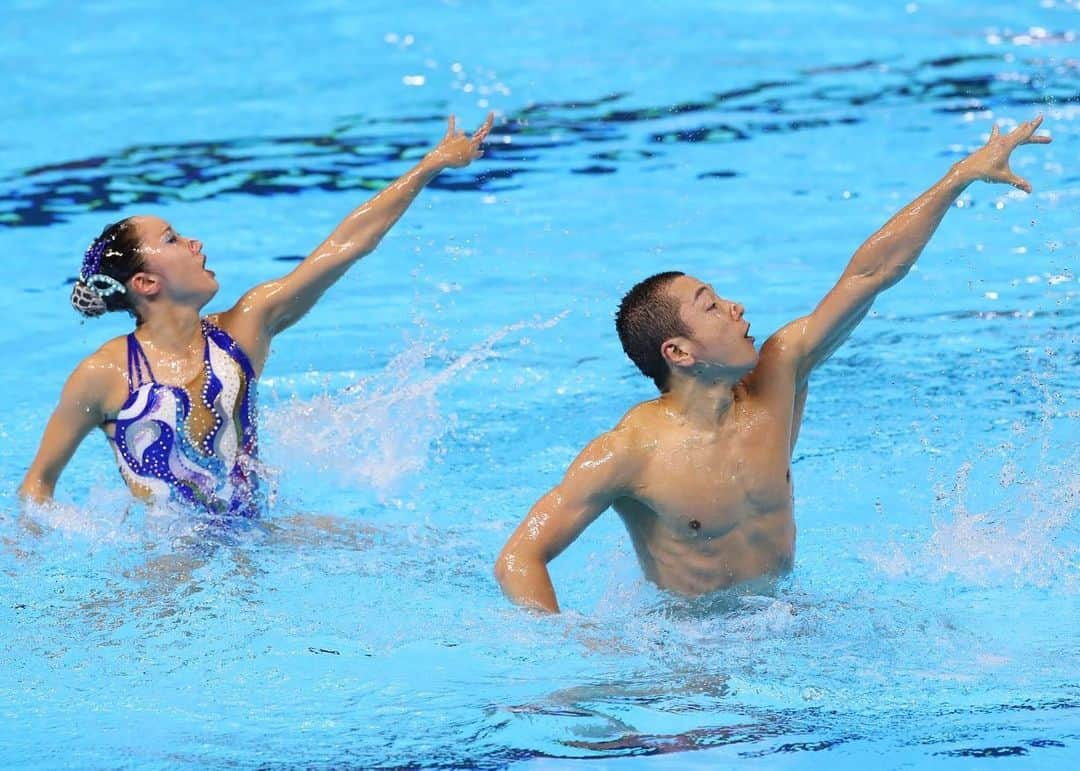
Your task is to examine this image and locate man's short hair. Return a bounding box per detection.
[615,271,688,392]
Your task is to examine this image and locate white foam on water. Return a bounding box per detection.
[864,354,1078,592]
[865,447,1078,591]
[263,313,567,502]
[926,455,1077,589]
[9,484,229,552]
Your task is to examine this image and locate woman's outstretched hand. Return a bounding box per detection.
[425,113,495,170]
[958,115,1052,193]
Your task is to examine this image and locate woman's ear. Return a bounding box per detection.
[129,272,159,299]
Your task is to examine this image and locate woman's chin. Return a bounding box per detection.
[198,285,220,308]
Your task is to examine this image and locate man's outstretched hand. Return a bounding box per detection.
[425,113,495,170]
[958,115,1052,193]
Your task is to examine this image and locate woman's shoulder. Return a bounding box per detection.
[87,332,131,360]
[70,334,130,382]
[202,311,266,376]
[54,334,132,405]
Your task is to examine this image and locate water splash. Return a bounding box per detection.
[4,485,244,556]
[263,313,567,501]
[865,446,1078,591]
[923,455,1078,589]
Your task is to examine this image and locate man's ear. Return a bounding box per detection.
[128,272,159,299]
[661,337,695,370]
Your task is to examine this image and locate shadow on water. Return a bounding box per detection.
[2,52,1075,231]
[403,688,1079,768]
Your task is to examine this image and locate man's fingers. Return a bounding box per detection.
[445,115,457,139]
[1007,116,1052,147]
[1015,114,1043,137]
[1023,115,1051,145]
[1007,172,1032,193]
[989,125,1000,140]
[472,112,495,144]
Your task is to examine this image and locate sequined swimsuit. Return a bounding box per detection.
[105,320,260,517]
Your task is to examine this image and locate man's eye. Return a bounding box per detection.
[707,302,718,311]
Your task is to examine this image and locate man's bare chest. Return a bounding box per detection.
[633,423,793,538]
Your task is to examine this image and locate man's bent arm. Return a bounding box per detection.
[495,430,637,613]
[757,116,1051,388]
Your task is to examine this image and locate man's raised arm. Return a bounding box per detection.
[757,116,1051,387]
[495,429,638,613]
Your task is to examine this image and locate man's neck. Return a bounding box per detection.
[659,374,741,431]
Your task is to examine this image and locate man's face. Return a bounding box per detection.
[131,215,219,305]
[665,274,758,376]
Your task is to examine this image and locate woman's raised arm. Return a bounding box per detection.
[218,113,493,362]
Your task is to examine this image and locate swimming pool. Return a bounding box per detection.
[1,0,1077,767]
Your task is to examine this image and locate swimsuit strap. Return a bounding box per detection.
[200,319,213,368]
[202,319,256,380]
[125,333,157,390]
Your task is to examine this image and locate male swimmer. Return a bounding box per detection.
[496,117,1051,612]
[20,115,493,516]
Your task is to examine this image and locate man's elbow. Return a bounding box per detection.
[493,551,510,587]
[857,255,915,291]
[493,547,558,610]
[493,546,525,590]
[878,262,913,291]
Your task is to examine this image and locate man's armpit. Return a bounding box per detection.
[746,331,802,398]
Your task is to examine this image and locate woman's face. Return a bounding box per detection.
[130,215,219,305]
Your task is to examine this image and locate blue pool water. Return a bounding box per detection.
[1,1,1077,767]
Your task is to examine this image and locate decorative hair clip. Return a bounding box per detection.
[80,235,114,281]
[84,272,126,296]
[72,235,127,317]
[71,281,109,318]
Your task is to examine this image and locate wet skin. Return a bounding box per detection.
[611,275,802,596]
[610,388,799,596]
[19,114,494,505]
[496,117,1052,612]
[502,274,808,601]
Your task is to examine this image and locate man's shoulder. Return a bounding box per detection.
[565,408,653,491]
[742,329,804,400]
[613,398,668,436]
[593,398,678,462]
[572,400,659,463]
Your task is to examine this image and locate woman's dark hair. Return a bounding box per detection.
[70,217,146,320]
[614,271,688,392]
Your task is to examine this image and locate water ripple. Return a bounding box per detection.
[1,53,1075,229]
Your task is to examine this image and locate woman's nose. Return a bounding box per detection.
[731,303,744,319]
[190,238,203,254]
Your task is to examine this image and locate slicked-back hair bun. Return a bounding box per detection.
[71,218,145,320]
